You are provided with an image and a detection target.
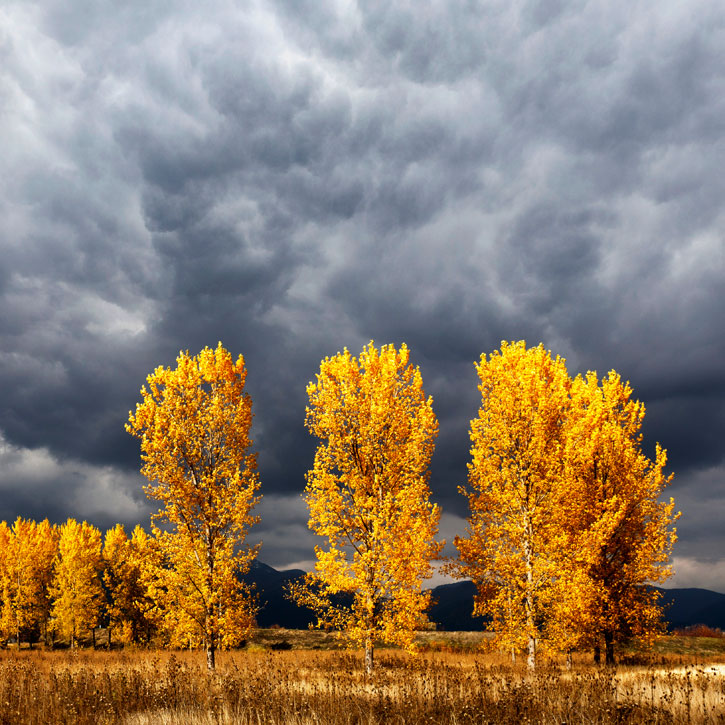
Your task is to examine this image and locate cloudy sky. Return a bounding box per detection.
[1,0,723,591]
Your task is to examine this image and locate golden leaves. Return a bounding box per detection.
[455,340,678,667]
[295,342,442,669]
[51,519,104,647]
[126,343,260,666]
[0,337,678,669]
[0,518,59,645]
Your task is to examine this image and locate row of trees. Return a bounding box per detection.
[0,518,152,649]
[0,515,255,655]
[292,341,677,672]
[2,341,677,674]
[1,347,259,665]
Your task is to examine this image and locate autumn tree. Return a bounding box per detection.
[103,524,133,645]
[103,524,159,645]
[32,519,60,645]
[0,522,10,646]
[292,342,442,676]
[127,525,164,643]
[126,343,260,669]
[557,370,678,664]
[454,341,572,670]
[0,518,59,648]
[51,519,105,648]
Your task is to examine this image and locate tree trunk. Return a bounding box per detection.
[594,644,601,664]
[523,511,536,671]
[511,646,516,664]
[92,627,96,649]
[566,649,573,670]
[206,608,216,670]
[205,532,216,670]
[527,636,536,671]
[206,644,216,671]
[364,637,374,678]
[604,631,615,666]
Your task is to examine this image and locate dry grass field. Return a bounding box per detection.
[1,631,724,724]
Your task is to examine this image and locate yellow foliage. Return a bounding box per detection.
[51,519,104,648]
[455,342,679,667]
[0,518,59,646]
[556,370,679,661]
[454,341,572,669]
[103,524,160,645]
[126,343,260,668]
[293,341,442,674]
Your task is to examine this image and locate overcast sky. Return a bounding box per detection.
[1,0,723,592]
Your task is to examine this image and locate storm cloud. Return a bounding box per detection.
[1,0,723,586]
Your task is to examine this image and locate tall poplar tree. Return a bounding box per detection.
[126,343,260,669]
[454,341,571,670]
[292,342,442,676]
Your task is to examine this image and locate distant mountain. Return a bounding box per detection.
[657,587,725,630]
[242,561,315,628]
[427,581,487,631]
[244,562,725,632]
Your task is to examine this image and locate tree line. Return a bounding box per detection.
[0,517,150,649]
[1,341,678,673]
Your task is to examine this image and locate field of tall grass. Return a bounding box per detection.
[1,632,724,724]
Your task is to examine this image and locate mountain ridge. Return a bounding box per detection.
[243,562,725,631]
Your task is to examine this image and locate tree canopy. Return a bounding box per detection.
[292,342,442,675]
[126,343,260,669]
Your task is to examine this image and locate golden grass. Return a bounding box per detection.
[1,638,724,724]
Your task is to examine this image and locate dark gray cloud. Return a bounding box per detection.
[1,0,723,587]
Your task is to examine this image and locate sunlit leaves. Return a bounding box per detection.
[556,370,679,662]
[292,342,442,673]
[126,343,260,668]
[51,519,104,648]
[454,341,572,669]
[0,518,59,646]
[455,341,678,667]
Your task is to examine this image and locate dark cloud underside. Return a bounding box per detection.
[1,0,723,585]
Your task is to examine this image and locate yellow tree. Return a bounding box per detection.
[51,519,105,648]
[292,342,442,676]
[127,525,163,644]
[557,370,678,664]
[103,524,133,645]
[454,341,572,670]
[0,518,59,648]
[103,523,162,646]
[126,343,260,669]
[33,519,61,646]
[0,521,11,645]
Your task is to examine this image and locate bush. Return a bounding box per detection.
[674,624,723,638]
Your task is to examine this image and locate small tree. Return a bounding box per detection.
[103,524,159,645]
[126,343,260,669]
[292,342,442,676]
[103,524,132,645]
[51,519,104,648]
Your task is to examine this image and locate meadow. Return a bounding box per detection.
[1,631,724,724]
